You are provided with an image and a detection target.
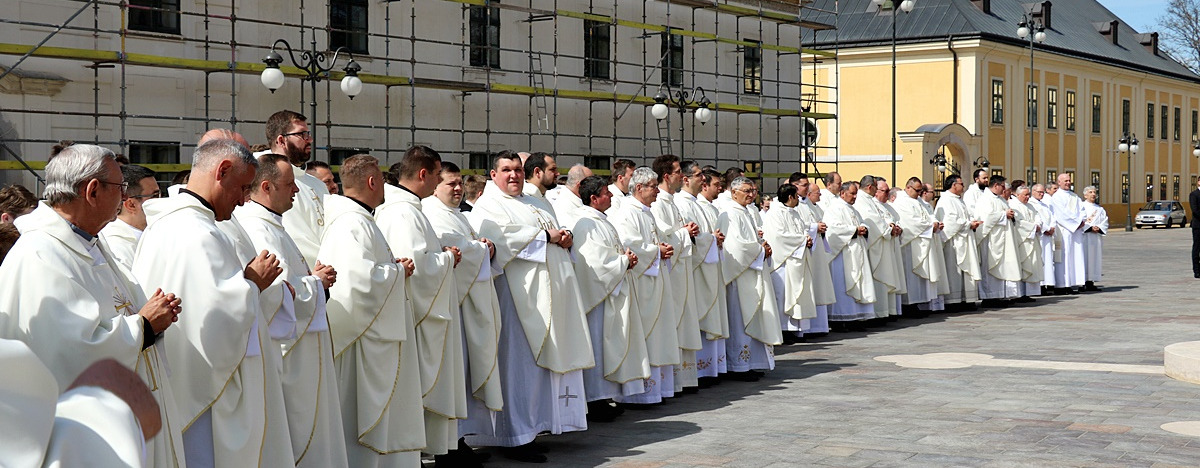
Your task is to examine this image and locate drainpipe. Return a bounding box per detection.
[948,34,958,124]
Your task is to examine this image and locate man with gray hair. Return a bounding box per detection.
[549,163,593,228]
[1080,186,1107,291]
[0,143,186,468]
[1007,184,1044,302]
[133,138,296,468]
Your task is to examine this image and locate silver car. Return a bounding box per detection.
[1135,200,1187,228]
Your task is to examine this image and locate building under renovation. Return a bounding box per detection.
[0,0,840,191]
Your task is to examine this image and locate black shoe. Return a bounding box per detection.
[500,444,547,463]
[1194,273,1199,278]
[457,438,491,463]
[1016,296,1036,303]
[586,400,620,422]
[1083,282,1101,292]
[725,371,761,382]
[680,386,700,395]
[435,449,484,468]
[698,376,720,388]
[847,321,868,332]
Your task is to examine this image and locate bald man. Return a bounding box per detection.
[549,164,593,228]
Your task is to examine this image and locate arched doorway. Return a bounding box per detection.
[899,123,982,195]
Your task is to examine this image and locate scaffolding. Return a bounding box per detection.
[0,0,841,191]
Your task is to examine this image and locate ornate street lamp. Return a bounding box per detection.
[260,38,362,144]
[1017,13,1047,182]
[872,0,914,185]
[651,87,713,155]
[1119,133,1140,231]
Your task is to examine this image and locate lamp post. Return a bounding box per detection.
[1017,14,1047,182]
[651,87,713,156]
[1193,136,1200,158]
[1119,133,1140,231]
[260,38,362,145]
[872,0,914,186]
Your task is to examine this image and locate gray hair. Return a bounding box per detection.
[192,139,257,173]
[1031,183,1045,191]
[1015,185,1031,195]
[630,166,657,188]
[729,176,754,191]
[565,164,591,188]
[43,144,116,207]
[1083,186,1097,196]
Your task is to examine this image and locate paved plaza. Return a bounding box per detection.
[479,226,1200,467]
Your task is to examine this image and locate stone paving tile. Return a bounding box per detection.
[476,229,1200,467]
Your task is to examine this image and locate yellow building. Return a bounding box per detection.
[802,0,1200,222]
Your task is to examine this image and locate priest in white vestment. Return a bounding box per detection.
[649,155,703,391]
[1050,174,1087,292]
[1080,186,1108,291]
[422,163,504,465]
[962,169,990,217]
[762,184,816,340]
[716,177,782,377]
[99,164,160,270]
[550,164,592,229]
[1008,186,1044,300]
[0,145,184,468]
[891,178,947,312]
[233,154,348,468]
[375,147,469,460]
[462,151,592,464]
[1030,185,1058,294]
[934,175,982,308]
[520,152,561,219]
[571,175,652,418]
[676,165,729,382]
[605,158,636,214]
[798,184,834,334]
[610,167,680,403]
[260,111,330,267]
[0,342,164,468]
[133,139,295,468]
[823,183,877,325]
[318,155,424,468]
[854,178,905,319]
[972,176,1023,304]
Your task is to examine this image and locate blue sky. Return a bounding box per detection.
[1097,0,1169,32]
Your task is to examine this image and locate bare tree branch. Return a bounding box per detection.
[1156,0,1200,74]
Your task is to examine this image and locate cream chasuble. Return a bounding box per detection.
[795,201,836,306]
[963,183,985,217]
[675,192,729,341]
[1008,197,1045,285]
[319,194,424,468]
[1050,188,1087,287]
[98,218,141,271]
[571,205,652,385]
[234,201,349,468]
[716,203,784,347]
[854,196,906,296]
[521,183,560,223]
[650,189,702,388]
[933,192,982,303]
[550,188,586,230]
[1081,201,1108,282]
[606,184,629,214]
[421,197,503,411]
[891,191,949,302]
[375,184,467,456]
[284,167,329,267]
[610,200,679,367]
[470,184,594,373]
[1,203,184,468]
[973,191,1023,285]
[134,193,290,468]
[823,197,876,306]
[761,204,817,322]
[1029,197,1058,287]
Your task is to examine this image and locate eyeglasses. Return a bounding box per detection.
[735,187,758,194]
[97,180,130,192]
[282,130,311,139]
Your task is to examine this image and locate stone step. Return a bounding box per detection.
[1164,341,1200,385]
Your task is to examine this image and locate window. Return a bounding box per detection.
[1066,91,1077,131]
[1147,174,1155,201]
[1047,169,1057,186]
[1161,174,1168,200]
[993,168,1005,178]
[1047,88,1058,129]
[1121,99,1131,135]
[129,0,180,34]
[1091,171,1100,192]
[1174,175,1182,200]
[468,152,492,171]
[1122,174,1130,203]
[329,148,370,167]
[129,142,181,187]
[661,32,684,87]
[1193,110,1198,140]
[330,0,369,54]
[1092,94,1102,134]
[1147,103,1155,139]
[991,79,1005,124]
[469,2,501,68]
[1162,105,1170,141]
[1027,84,1038,128]
[743,40,762,95]
[1175,107,1182,141]
[583,19,611,80]
[1028,169,1038,185]
[584,155,609,170]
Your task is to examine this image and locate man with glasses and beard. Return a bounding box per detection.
[263,110,328,267]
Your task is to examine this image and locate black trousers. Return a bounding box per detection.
[1193,226,1200,275]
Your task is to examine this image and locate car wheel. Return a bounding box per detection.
[1167,219,1173,228]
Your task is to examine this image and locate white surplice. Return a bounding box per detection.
[1,203,184,468]
[935,192,982,304]
[854,195,905,317]
[1081,201,1109,282]
[571,205,651,399]
[973,190,1022,299]
[761,204,816,333]
[134,192,292,468]
[375,184,467,456]
[319,194,423,468]
[1050,188,1087,288]
[550,188,586,230]
[234,201,349,468]
[284,166,329,268]
[606,183,630,214]
[98,218,141,272]
[1029,196,1058,287]
[651,188,702,389]
[716,201,781,372]
[891,191,947,306]
[1008,197,1045,294]
[822,196,877,321]
[676,191,729,377]
[962,183,986,217]
[795,200,833,332]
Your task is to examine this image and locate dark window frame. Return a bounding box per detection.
[1147,102,1156,139]
[1121,99,1131,135]
[330,0,369,54]
[583,18,611,80]
[1047,87,1058,130]
[469,2,501,69]
[1091,94,1102,134]
[1065,90,1076,131]
[1027,84,1038,128]
[129,0,181,35]
[991,79,1005,124]
[1174,106,1182,141]
[661,32,684,87]
[743,40,762,95]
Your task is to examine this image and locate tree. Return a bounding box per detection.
[1157,0,1200,74]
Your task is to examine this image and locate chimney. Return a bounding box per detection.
[970,0,991,14]
[1095,20,1119,45]
[1137,32,1160,56]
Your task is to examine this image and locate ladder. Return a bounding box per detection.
[527,50,551,134]
[655,112,674,156]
